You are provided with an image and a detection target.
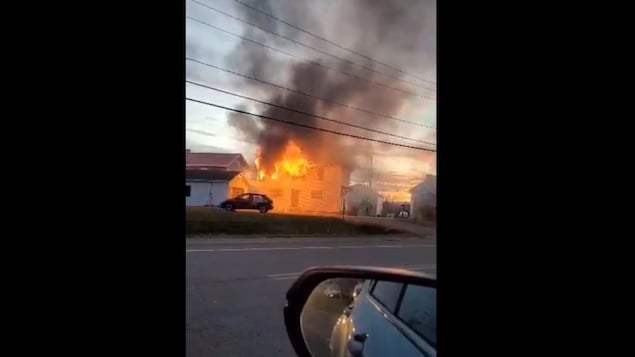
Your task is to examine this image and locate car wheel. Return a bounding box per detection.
[259,205,268,213]
[225,203,234,212]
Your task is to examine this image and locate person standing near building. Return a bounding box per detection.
[398,204,409,218]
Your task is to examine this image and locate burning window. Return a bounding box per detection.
[311,190,323,200]
[291,189,300,208]
[254,140,309,181]
[231,187,244,197]
[317,167,324,181]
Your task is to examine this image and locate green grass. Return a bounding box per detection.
[186,207,402,236]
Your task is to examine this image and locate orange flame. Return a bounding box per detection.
[254,140,308,180]
[279,141,308,177]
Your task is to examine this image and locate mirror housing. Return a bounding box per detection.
[283,266,436,357]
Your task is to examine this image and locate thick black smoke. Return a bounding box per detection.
[225,0,436,171]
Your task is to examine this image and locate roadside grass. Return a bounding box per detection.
[186,207,403,236]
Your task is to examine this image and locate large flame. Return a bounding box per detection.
[279,141,308,177]
[254,140,309,181]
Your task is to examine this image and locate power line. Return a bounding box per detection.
[186,16,434,100]
[190,0,435,92]
[186,80,436,146]
[186,57,436,129]
[231,0,436,86]
[185,97,436,152]
[186,127,258,145]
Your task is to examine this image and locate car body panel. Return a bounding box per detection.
[219,193,274,211]
[329,280,435,357]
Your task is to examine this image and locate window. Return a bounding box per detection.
[238,194,251,200]
[317,167,324,181]
[271,188,283,198]
[231,187,244,197]
[371,281,404,312]
[311,190,323,199]
[252,195,263,203]
[397,285,436,346]
[291,189,300,208]
[185,185,191,197]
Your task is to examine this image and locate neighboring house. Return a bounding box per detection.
[185,150,252,205]
[410,175,437,222]
[344,184,384,216]
[185,150,248,172]
[253,164,350,214]
[186,169,250,206]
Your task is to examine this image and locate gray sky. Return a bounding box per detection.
[186,0,436,196]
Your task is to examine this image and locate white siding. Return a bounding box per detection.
[186,182,210,206]
[210,182,229,205]
[186,181,230,206]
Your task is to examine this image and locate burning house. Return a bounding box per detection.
[190,0,437,212]
[184,144,350,213]
[249,140,350,214]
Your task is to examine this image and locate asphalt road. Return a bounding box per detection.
[186,236,436,357]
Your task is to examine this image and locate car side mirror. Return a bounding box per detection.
[283,266,436,357]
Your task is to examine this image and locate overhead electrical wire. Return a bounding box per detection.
[186,79,436,146]
[187,16,433,100]
[231,0,436,86]
[190,0,435,92]
[186,57,436,130]
[185,97,437,152]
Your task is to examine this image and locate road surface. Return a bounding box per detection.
[186,236,436,357]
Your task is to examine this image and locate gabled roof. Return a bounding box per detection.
[186,169,241,181]
[185,151,248,169]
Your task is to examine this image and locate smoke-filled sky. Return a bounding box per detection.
[186,0,436,199]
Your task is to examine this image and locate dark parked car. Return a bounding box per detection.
[219,193,273,213]
[329,279,436,357]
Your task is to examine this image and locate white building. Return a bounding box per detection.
[410,175,437,221]
[185,151,252,206]
[186,170,245,206]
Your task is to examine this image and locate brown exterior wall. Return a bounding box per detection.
[251,165,348,214]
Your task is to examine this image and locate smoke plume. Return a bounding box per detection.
[225,0,436,172]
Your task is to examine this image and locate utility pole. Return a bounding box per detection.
[369,154,373,189]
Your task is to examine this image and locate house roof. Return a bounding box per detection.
[186,169,241,181]
[185,152,248,169]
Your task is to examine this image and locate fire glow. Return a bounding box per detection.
[254,140,309,181]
